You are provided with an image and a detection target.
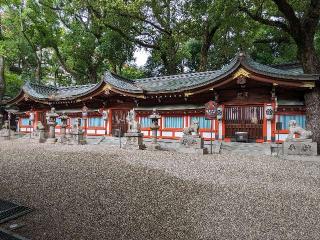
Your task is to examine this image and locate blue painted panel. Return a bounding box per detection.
[279,115,306,129]
[140,117,151,128]
[190,116,211,129]
[56,118,62,125]
[164,116,183,128]
[88,117,103,127]
[21,118,30,126]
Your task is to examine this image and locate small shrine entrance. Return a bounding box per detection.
[111,109,129,136]
[224,105,264,140]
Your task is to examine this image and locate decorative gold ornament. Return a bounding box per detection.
[232,68,251,79]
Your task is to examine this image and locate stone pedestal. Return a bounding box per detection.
[0,129,11,140]
[283,140,317,156]
[0,121,15,140]
[70,130,86,145]
[178,135,208,155]
[38,128,46,143]
[123,132,145,150]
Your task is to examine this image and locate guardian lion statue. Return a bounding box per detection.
[182,119,199,136]
[286,120,312,141]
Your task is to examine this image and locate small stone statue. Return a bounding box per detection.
[179,119,207,154]
[126,109,141,133]
[286,120,312,141]
[182,119,199,136]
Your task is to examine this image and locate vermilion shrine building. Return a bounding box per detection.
[6,53,319,142]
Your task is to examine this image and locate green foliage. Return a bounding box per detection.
[4,71,23,98]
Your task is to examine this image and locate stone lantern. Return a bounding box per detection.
[148,108,161,150]
[58,112,69,143]
[46,107,59,143]
[0,112,3,127]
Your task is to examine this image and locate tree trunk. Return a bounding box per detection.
[305,86,320,152]
[35,48,42,83]
[298,37,320,153]
[199,41,210,72]
[0,56,5,100]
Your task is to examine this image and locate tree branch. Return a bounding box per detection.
[273,0,301,27]
[302,0,320,35]
[238,5,290,33]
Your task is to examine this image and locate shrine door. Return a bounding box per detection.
[111,109,129,136]
[224,105,264,140]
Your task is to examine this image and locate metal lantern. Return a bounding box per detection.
[216,106,223,121]
[265,104,274,120]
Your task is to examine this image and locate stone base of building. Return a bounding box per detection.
[123,132,145,150]
[283,140,317,156]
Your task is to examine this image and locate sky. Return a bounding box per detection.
[133,49,150,67]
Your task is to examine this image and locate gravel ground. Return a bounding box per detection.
[0,139,320,240]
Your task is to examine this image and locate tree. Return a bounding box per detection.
[239,0,320,150]
[0,7,5,100]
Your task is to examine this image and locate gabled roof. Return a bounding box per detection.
[6,52,320,105]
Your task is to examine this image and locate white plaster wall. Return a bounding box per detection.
[142,131,149,136]
[162,131,173,137]
[87,129,95,134]
[202,132,214,139]
[175,132,183,138]
[275,134,288,141]
[96,130,105,135]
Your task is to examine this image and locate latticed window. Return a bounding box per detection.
[190,116,211,129]
[279,115,306,129]
[164,116,183,128]
[88,117,104,127]
[21,118,30,126]
[140,117,151,128]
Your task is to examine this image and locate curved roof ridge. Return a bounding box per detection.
[242,54,319,79]
[103,71,143,93]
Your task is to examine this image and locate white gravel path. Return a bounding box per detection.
[0,139,320,240]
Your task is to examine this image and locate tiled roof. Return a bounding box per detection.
[103,72,143,93]
[15,52,320,102]
[134,57,239,93]
[23,82,98,100]
[243,56,318,80]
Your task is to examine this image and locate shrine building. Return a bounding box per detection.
[5,52,319,143]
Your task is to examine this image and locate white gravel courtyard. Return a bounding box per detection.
[0,140,320,239]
